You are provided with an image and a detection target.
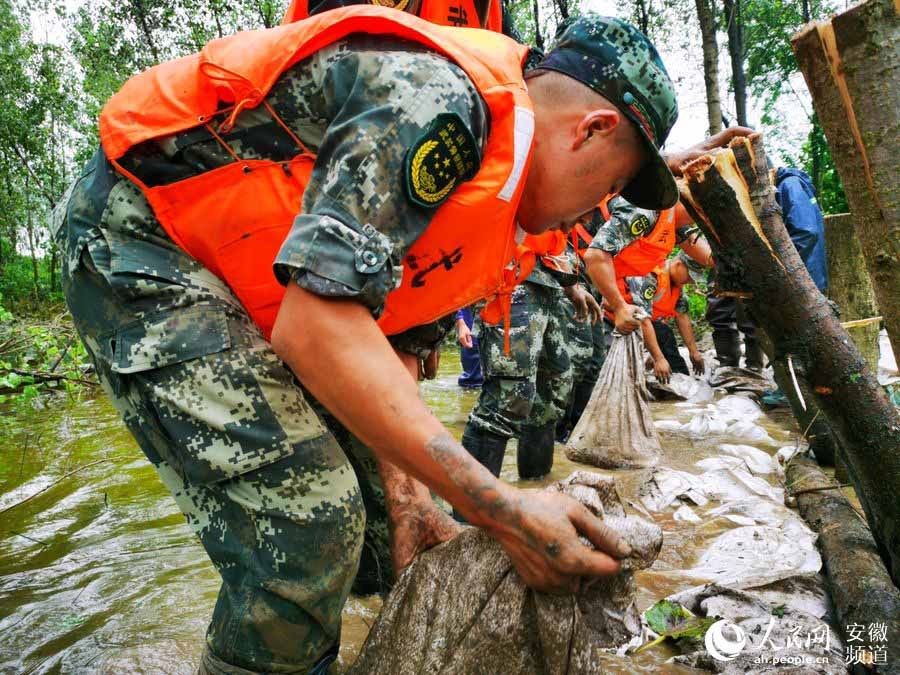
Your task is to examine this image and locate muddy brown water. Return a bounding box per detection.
[1,352,810,674]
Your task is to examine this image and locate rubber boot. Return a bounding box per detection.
[743,335,765,372]
[517,423,555,480]
[460,425,509,478]
[712,329,741,368]
[569,379,595,431]
[454,426,509,523]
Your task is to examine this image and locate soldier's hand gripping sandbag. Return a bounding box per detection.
[350,472,663,674]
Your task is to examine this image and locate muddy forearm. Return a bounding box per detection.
[271,285,518,532]
[641,319,664,361]
[675,312,698,352]
[584,249,626,311]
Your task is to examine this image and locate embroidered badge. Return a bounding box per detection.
[405,113,480,209]
[630,214,652,236]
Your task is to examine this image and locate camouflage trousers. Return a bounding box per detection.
[466,282,573,438]
[557,292,606,435]
[561,296,596,386]
[53,152,389,673]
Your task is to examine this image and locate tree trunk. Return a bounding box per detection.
[679,133,900,585]
[694,0,723,135]
[723,0,747,126]
[786,456,900,671]
[825,213,880,370]
[635,0,651,36]
[130,0,160,62]
[792,0,900,366]
[531,0,543,51]
[553,0,569,21]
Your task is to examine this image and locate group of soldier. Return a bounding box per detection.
[51,0,771,671]
[455,194,716,490]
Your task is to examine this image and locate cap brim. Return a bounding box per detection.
[620,126,679,211]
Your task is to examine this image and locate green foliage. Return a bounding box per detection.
[0,302,95,401]
[797,119,848,215]
[683,282,708,323]
[637,599,719,653]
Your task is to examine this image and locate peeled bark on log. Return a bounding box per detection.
[787,455,900,673]
[679,134,900,586]
[565,331,661,469]
[792,0,900,365]
[825,213,881,370]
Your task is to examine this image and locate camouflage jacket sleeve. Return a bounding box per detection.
[587,196,659,256]
[272,37,489,318]
[624,273,657,315]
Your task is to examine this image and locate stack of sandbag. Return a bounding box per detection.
[566,330,661,468]
[350,472,663,674]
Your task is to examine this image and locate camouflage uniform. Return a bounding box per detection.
[54,37,488,674]
[591,196,700,350]
[558,210,609,440]
[588,195,701,259]
[624,270,692,375]
[468,272,572,439]
[456,259,573,482]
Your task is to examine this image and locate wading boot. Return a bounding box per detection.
[712,329,741,368]
[744,336,765,372]
[569,379,595,430]
[454,426,509,522]
[517,423,556,480]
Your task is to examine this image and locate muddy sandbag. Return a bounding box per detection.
[566,331,661,468]
[647,373,713,402]
[350,472,663,674]
[707,366,773,397]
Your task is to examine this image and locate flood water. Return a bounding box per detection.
[0,349,825,673]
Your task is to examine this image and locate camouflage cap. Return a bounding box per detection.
[537,13,679,210]
[676,250,708,284]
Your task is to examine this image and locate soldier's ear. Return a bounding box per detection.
[572,110,620,151]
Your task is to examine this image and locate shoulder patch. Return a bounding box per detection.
[630,213,652,237]
[643,284,656,301]
[404,113,480,209]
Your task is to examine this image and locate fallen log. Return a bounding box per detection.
[787,455,900,673]
[679,134,900,585]
[792,0,900,365]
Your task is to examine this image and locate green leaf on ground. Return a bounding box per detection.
[636,600,720,654]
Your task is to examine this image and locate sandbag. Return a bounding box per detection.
[350,472,663,674]
[565,331,662,468]
[707,366,773,397]
[667,582,845,673]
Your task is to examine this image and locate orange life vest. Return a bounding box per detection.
[522,229,567,274]
[99,7,535,341]
[612,206,677,279]
[570,194,612,260]
[604,265,681,322]
[649,266,680,320]
[282,0,503,30]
